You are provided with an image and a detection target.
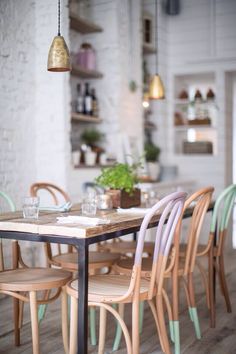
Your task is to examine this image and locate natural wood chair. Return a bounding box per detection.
[0,240,72,354]
[64,191,187,354]
[114,186,214,354]
[30,182,120,346]
[194,184,236,327]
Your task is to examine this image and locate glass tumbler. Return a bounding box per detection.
[22,197,40,219]
[81,195,97,216]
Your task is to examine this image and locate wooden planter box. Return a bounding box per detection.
[107,188,141,209]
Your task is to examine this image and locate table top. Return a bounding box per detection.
[0,202,214,241]
[0,204,159,239]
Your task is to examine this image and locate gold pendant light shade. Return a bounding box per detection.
[47,36,71,72]
[149,73,165,100]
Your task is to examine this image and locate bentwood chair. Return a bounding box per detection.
[114,187,214,354]
[0,240,72,354]
[30,182,120,345]
[194,184,236,327]
[64,191,186,354]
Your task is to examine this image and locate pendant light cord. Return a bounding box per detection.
[155,0,158,73]
[58,0,61,36]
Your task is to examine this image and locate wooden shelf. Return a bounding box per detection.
[174,125,215,131]
[71,112,102,123]
[74,164,113,169]
[70,12,103,34]
[71,65,103,79]
[143,43,156,55]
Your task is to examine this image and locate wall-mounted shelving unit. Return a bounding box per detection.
[143,43,156,55]
[71,112,102,123]
[173,72,218,156]
[70,12,103,34]
[71,65,103,79]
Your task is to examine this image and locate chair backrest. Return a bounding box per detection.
[131,191,187,299]
[82,182,104,195]
[0,191,16,212]
[183,187,214,275]
[0,191,16,271]
[210,184,236,251]
[30,182,70,205]
[30,182,72,264]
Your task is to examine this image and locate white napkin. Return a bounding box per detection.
[40,202,72,212]
[117,207,151,214]
[56,215,110,226]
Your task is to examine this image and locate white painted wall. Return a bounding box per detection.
[165,0,236,196]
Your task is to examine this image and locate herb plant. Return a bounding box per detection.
[144,142,161,162]
[95,163,139,194]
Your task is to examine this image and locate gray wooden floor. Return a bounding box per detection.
[0,252,236,354]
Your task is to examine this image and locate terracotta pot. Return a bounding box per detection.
[106,188,141,209]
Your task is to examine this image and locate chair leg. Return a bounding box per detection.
[156,295,171,354]
[132,297,140,354]
[208,244,216,328]
[112,303,124,351]
[98,306,107,354]
[188,273,201,339]
[61,286,69,354]
[69,296,78,354]
[13,297,20,346]
[29,291,40,354]
[90,307,97,346]
[139,301,144,334]
[148,299,165,352]
[218,255,232,313]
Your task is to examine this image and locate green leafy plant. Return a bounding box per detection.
[95,163,139,194]
[80,129,104,147]
[144,142,161,162]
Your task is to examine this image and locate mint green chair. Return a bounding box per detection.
[196,184,236,328]
[0,191,16,212]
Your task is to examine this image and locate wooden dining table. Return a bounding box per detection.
[0,202,214,354]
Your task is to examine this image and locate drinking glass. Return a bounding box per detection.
[81,194,97,216]
[22,197,40,219]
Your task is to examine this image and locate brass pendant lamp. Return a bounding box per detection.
[47,0,71,72]
[149,0,165,99]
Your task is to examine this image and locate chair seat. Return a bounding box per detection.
[103,241,154,255]
[52,251,120,271]
[68,274,150,303]
[0,267,71,292]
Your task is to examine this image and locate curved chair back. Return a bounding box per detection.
[183,187,214,274]
[210,184,236,252]
[0,191,16,212]
[133,191,187,298]
[0,191,16,271]
[82,182,104,195]
[30,182,70,205]
[30,182,71,264]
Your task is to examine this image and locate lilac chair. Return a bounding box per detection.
[65,191,187,354]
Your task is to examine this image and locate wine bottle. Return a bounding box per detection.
[91,88,99,117]
[84,82,92,115]
[76,83,84,114]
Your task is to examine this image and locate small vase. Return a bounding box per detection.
[85,151,97,166]
[147,162,161,181]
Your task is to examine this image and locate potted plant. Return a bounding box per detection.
[80,128,105,165]
[144,142,161,181]
[95,163,141,208]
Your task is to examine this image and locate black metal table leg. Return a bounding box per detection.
[77,241,89,354]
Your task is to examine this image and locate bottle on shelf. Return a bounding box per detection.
[83,82,92,115]
[76,83,84,114]
[91,88,99,117]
